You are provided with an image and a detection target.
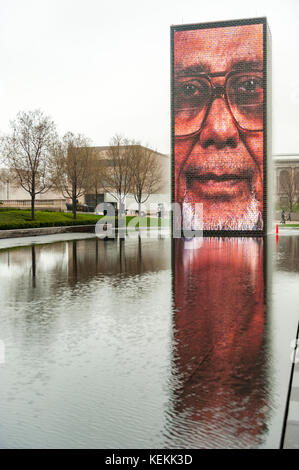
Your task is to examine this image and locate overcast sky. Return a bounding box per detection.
[0,0,298,154]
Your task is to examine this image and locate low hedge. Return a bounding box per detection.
[0,220,100,230]
[0,209,167,230]
[0,209,103,230]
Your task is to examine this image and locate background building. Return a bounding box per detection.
[86,145,170,214]
[0,167,66,211]
[0,145,170,215]
[3,151,299,218]
[274,154,299,219]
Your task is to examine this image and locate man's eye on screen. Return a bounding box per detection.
[176,81,208,108]
[182,83,201,96]
[238,78,262,94]
[230,78,263,109]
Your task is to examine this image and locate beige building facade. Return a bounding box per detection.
[3,152,299,215]
[0,168,66,210]
[0,145,170,214]
[274,154,299,206]
[87,146,170,214]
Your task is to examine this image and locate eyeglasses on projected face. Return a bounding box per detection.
[174,69,264,138]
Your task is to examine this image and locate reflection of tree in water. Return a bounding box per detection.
[0,242,67,305]
[31,245,36,288]
[0,242,69,350]
[0,236,171,351]
[0,235,170,302]
[166,237,271,449]
[276,235,299,272]
[66,236,170,282]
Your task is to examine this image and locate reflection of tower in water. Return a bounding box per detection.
[168,237,271,448]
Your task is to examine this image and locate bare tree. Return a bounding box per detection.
[281,170,297,212]
[1,110,57,220]
[130,145,163,216]
[51,132,93,219]
[101,135,134,215]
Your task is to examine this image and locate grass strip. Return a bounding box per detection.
[0,209,167,230]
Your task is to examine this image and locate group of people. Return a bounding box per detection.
[280,210,291,224]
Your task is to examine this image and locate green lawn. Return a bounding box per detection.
[278,224,299,228]
[0,208,104,230]
[0,208,168,230]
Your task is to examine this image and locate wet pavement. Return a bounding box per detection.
[284,347,299,449]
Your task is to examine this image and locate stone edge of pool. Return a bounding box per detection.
[0,225,96,239]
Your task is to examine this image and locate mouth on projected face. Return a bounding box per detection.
[183,167,254,200]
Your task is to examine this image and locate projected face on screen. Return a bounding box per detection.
[173,23,264,231]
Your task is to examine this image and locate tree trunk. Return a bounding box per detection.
[31,194,35,220]
[138,201,142,217]
[31,176,35,220]
[119,197,125,217]
[72,181,77,219]
[72,190,77,219]
[72,193,77,219]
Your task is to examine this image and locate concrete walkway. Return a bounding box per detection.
[284,360,299,448]
[0,231,99,250]
[0,224,96,239]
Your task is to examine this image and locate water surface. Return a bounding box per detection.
[0,233,298,448]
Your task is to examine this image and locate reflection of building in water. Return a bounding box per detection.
[169,237,271,448]
[67,236,170,281]
[0,243,68,286]
[0,236,171,291]
[0,243,68,300]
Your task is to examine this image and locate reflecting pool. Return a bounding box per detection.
[0,233,298,448]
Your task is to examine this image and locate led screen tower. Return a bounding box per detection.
[171,18,272,236]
